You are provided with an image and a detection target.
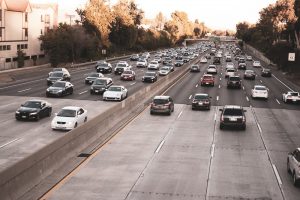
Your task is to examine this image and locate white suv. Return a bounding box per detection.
[287,148,300,186]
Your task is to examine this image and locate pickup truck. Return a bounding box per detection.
[282,91,300,103]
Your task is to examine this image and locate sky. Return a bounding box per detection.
[30,0,278,30]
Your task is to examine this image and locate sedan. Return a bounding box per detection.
[159,66,171,76]
[190,65,200,72]
[85,72,104,84]
[96,62,113,73]
[261,68,272,77]
[207,65,217,74]
[46,81,73,97]
[51,106,87,131]
[244,70,256,80]
[142,71,158,83]
[251,85,269,99]
[287,148,300,186]
[103,86,128,101]
[136,59,147,68]
[121,70,136,81]
[15,100,52,121]
[192,93,211,110]
[200,57,207,63]
[47,72,70,86]
[90,77,113,94]
[148,61,160,70]
[253,61,261,68]
[219,105,246,130]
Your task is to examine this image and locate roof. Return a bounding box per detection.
[154,96,170,99]
[194,93,209,97]
[62,106,81,111]
[224,105,243,109]
[2,0,32,12]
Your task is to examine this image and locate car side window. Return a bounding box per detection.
[295,151,300,162]
[78,108,84,115]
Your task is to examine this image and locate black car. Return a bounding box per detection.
[227,76,242,89]
[261,68,272,77]
[96,63,112,73]
[192,93,211,110]
[244,70,256,80]
[90,77,113,94]
[15,100,52,121]
[213,57,221,65]
[142,71,158,83]
[47,72,70,86]
[46,81,73,97]
[190,65,200,72]
[130,54,139,61]
[219,105,247,130]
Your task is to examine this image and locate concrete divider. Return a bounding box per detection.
[0,56,199,200]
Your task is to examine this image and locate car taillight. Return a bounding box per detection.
[242,116,246,122]
[221,115,224,122]
[287,95,291,98]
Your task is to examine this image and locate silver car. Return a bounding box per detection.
[287,148,300,186]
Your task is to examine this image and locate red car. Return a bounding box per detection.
[200,74,214,86]
[120,70,136,81]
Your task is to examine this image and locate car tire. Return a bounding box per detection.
[47,108,52,117]
[90,91,94,95]
[287,159,291,174]
[70,89,73,95]
[293,172,299,186]
[241,125,246,130]
[150,111,153,115]
[74,123,78,128]
[84,117,87,123]
[35,114,40,121]
[220,124,224,130]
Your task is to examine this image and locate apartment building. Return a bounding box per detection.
[0,0,58,70]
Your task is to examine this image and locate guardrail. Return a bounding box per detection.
[0,56,201,200]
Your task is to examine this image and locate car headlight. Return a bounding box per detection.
[46,88,50,92]
[91,86,94,89]
[30,112,38,115]
[16,111,20,114]
[58,90,63,93]
[67,121,73,125]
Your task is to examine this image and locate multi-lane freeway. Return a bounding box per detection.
[1,44,300,200]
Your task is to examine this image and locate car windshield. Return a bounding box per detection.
[117,64,126,67]
[57,109,76,117]
[192,65,199,68]
[255,86,267,90]
[145,72,155,76]
[227,69,235,72]
[229,77,240,81]
[153,99,169,104]
[23,101,41,108]
[53,68,62,72]
[108,87,121,92]
[50,72,63,78]
[194,95,208,100]
[89,73,98,77]
[150,62,157,64]
[94,79,107,85]
[245,70,254,74]
[52,82,65,87]
[263,69,271,72]
[99,63,109,67]
[223,109,243,116]
[203,76,212,79]
[161,67,169,71]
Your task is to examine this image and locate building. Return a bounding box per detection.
[0,0,58,70]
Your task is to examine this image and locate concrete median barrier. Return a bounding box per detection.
[0,57,199,200]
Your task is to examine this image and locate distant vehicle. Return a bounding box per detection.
[219,105,247,130]
[174,59,184,67]
[246,56,253,61]
[235,55,240,61]
[282,91,300,103]
[120,70,136,81]
[251,85,269,99]
[103,85,128,101]
[213,57,221,65]
[227,76,241,89]
[15,100,52,121]
[238,62,247,70]
[150,95,174,115]
[94,60,108,70]
[136,59,147,68]
[153,56,162,63]
[130,54,139,61]
[159,66,172,76]
[192,93,211,110]
[48,68,70,77]
[163,62,175,71]
[225,55,232,62]
[190,64,200,72]
[207,65,217,74]
[225,68,236,78]
[162,57,172,65]
[85,72,104,84]
[90,77,113,94]
[200,57,207,63]
[142,52,150,59]
[114,61,131,75]
[287,148,300,186]
[47,71,71,86]
[243,70,256,80]
[253,60,261,68]
[148,61,160,70]
[46,81,73,97]
[96,62,112,73]
[261,68,272,77]
[51,106,87,131]
[182,56,190,63]
[142,71,158,83]
[226,63,235,69]
[201,74,214,86]
[238,57,246,64]
[205,54,211,59]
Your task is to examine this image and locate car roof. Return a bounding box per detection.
[154,95,170,100]
[254,85,267,88]
[203,74,213,77]
[62,106,81,111]
[194,93,209,97]
[223,105,243,109]
[27,99,44,102]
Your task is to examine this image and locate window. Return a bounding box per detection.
[0,9,2,21]
[7,45,10,50]
[41,29,43,35]
[41,15,43,22]
[25,13,28,22]
[0,29,2,37]
[5,58,11,62]
[17,44,20,50]
[3,45,6,50]
[0,46,2,51]
[45,14,50,23]
[25,28,28,37]
[25,44,28,49]
[21,44,24,49]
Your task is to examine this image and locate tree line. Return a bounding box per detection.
[40,0,212,67]
[236,0,300,72]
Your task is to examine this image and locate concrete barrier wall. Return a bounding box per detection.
[243,43,274,65]
[0,57,198,200]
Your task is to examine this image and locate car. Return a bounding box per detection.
[148,61,160,70]
[238,57,246,64]
[46,81,73,97]
[213,57,221,65]
[219,105,247,130]
[136,59,148,68]
[282,91,300,103]
[47,71,71,86]
[162,57,172,65]
[164,62,175,71]
[253,60,261,68]
[114,61,131,75]
[96,62,113,73]
[243,70,256,80]
[15,100,52,121]
[225,68,236,78]
[235,55,241,61]
[192,93,211,110]
[227,76,241,89]
[226,62,235,69]
[90,77,113,94]
[190,64,200,72]
[205,54,211,59]
[142,71,158,83]
[238,62,247,70]
[142,52,150,59]
[200,57,207,63]
[51,106,87,131]
[246,56,253,61]
[150,96,174,115]
[94,60,108,70]
[261,68,272,77]
[200,74,214,86]
[103,85,128,101]
[287,148,300,186]
[225,55,232,62]
[251,85,269,99]
[159,66,172,76]
[207,65,217,74]
[120,70,136,81]
[130,54,139,61]
[85,72,104,84]
[174,59,184,67]
[48,68,70,77]
[153,56,162,63]
[182,56,190,63]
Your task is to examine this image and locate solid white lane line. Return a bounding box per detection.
[272,74,294,92]
[246,96,249,101]
[214,113,217,121]
[79,90,88,95]
[196,84,198,88]
[272,164,283,185]
[220,78,222,81]
[211,144,215,158]
[17,88,31,93]
[257,122,262,133]
[276,99,281,104]
[177,111,183,119]
[155,140,165,153]
[218,85,221,89]
[242,86,245,90]
[189,95,192,99]
[130,82,136,86]
[0,78,44,90]
[216,96,219,101]
[0,138,21,149]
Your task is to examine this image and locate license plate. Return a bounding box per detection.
[22,116,27,118]
[95,90,99,93]
[293,99,296,102]
[229,117,237,121]
[206,83,209,85]
[198,102,203,105]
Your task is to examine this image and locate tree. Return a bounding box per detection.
[17,49,25,68]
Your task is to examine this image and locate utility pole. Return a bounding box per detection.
[65,14,75,25]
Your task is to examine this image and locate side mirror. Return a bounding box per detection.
[21,104,24,107]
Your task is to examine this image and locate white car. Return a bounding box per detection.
[225,68,236,78]
[148,61,160,70]
[251,85,268,99]
[51,106,87,131]
[287,148,300,186]
[282,91,300,103]
[158,66,171,76]
[226,63,235,69]
[200,57,207,63]
[207,65,217,74]
[103,85,128,101]
[136,59,147,68]
[246,56,253,61]
[253,61,261,68]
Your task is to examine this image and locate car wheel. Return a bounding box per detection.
[35,114,40,121]
[150,111,153,115]
[90,91,94,95]
[84,117,87,123]
[168,110,172,115]
[293,172,299,186]
[70,89,73,95]
[287,159,291,174]
[47,108,52,117]
[241,125,246,130]
[220,124,224,130]
[74,123,78,128]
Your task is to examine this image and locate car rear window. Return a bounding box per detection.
[229,77,240,81]
[290,92,299,96]
[194,95,208,100]
[223,109,243,116]
[227,69,235,72]
[153,99,169,104]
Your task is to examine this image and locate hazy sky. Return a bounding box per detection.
[31,0,278,30]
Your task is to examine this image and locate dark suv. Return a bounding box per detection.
[150,96,174,115]
[227,76,241,89]
[213,57,221,65]
[219,105,247,130]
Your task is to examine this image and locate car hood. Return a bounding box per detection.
[18,107,39,113]
[52,116,75,123]
[103,91,122,97]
